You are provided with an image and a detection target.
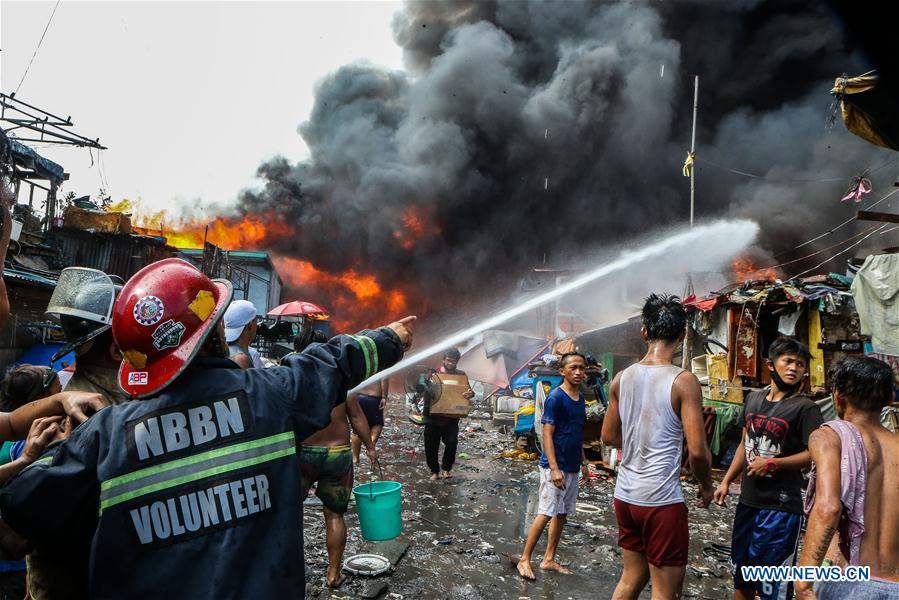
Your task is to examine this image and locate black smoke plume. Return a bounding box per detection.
[236,0,895,330]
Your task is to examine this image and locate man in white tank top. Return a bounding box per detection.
[602,293,714,599]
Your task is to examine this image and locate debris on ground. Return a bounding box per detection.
[302,399,736,599]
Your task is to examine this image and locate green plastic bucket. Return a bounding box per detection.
[353,480,403,541]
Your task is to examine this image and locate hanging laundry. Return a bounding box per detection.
[840,174,872,202]
[851,253,899,355]
[778,310,802,336]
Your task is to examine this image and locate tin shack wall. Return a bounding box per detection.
[52,229,175,280]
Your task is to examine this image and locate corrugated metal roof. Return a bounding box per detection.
[1,128,66,182]
[50,229,175,280]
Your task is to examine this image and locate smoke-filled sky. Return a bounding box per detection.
[5,1,898,333]
[236,0,896,330]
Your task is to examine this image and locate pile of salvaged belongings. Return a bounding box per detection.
[684,272,854,315]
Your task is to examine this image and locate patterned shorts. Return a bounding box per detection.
[299,445,354,514]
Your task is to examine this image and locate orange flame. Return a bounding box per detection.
[273,256,409,331]
[133,212,291,251]
[125,205,415,332]
[393,207,438,250]
[732,256,782,283]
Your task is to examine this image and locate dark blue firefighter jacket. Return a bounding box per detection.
[0,328,403,599]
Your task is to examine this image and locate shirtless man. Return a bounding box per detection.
[796,356,899,599]
[351,378,388,465]
[297,327,379,588]
[301,399,379,588]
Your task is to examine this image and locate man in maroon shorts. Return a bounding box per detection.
[602,294,714,599]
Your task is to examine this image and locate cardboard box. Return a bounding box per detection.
[430,373,471,417]
[63,206,132,234]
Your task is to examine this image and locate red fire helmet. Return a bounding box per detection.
[112,258,233,399]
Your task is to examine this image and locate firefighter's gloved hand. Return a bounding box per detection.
[386,316,416,351]
[58,391,107,424]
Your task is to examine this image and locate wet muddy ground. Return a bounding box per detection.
[303,400,738,599]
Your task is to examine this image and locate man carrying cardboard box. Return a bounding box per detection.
[423,348,474,480]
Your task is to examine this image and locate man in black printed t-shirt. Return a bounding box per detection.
[714,337,824,600]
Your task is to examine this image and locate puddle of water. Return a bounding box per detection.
[303,401,736,599]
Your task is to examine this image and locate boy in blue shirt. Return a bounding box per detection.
[517,352,588,580]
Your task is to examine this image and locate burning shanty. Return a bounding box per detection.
[2,1,899,599]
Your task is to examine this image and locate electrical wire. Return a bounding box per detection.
[739,223,883,278]
[695,157,846,183]
[13,0,62,95]
[696,154,899,185]
[786,223,891,281]
[695,156,899,260]
[779,187,899,254]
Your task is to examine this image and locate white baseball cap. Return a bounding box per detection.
[223,300,258,343]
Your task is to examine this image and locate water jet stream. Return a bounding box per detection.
[352,219,758,390]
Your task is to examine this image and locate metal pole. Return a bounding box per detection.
[689,75,698,228]
[682,75,699,369]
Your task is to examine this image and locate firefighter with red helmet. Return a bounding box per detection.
[0,258,413,598]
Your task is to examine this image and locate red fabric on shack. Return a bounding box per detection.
[683,294,721,312]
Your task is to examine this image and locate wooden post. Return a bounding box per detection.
[808,308,826,391]
[857,210,899,224]
[46,180,58,231]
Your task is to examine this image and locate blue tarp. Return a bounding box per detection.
[509,368,534,395]
[508,368,562,397]
[13,343,74,371]
[514,411,535,434]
